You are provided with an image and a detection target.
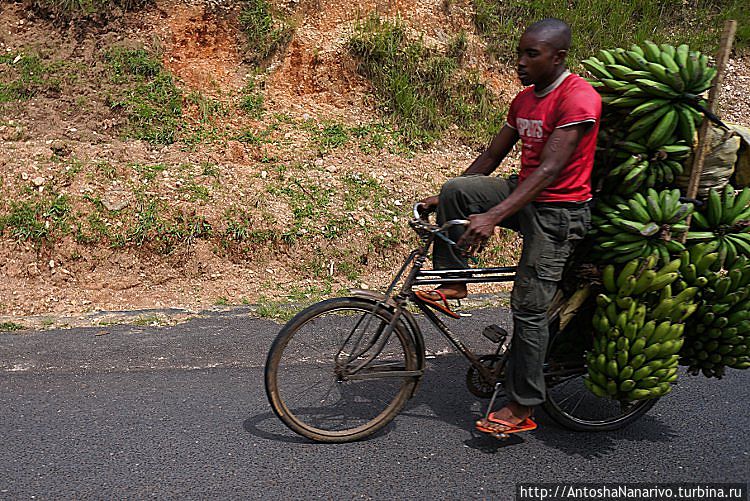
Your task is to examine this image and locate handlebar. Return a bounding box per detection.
[411,202,469,234]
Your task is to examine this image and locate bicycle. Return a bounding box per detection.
[264,204,659,443]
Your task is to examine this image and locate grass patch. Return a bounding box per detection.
[180,182,211,202]
[316,122,349,154]
[29,0,151,20]
[220,208,281,255]
[348,14,504,147]
[105,47,182,144]
[238,80,265,118]
[342,171,387,211]
[0,53,65,103]
[471,0,750,65]
[132,162,167,181]
[239,0,294,65]
[0,322,25,332]
[186,91,227,123]
[126,195,213,254]
[255,296,299,321]
[201,162,220,179]
[0,193,72,246]
[285,282,333,302]
[131,314,163,326]
[267,178,336,240]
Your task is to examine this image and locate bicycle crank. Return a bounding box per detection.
[465,355,504,398]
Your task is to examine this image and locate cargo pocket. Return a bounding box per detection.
[535,241,569,282]
[567,207,591,241]
[512,264,561,313]
[536,206,570,242]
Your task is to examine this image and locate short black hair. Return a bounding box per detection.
[524,18,572,51]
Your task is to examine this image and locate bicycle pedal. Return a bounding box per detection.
[482,324,508,344]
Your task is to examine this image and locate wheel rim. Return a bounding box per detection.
[271,305,416,438]
[545,362,652,426]
[544,314,654,427]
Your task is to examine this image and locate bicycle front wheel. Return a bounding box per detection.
[265,297,420,443]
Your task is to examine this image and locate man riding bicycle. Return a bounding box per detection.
[416,18,602,436]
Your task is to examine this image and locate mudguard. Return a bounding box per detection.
[349,289,426,389]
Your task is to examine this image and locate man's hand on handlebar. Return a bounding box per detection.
[457,212,500,256]
[418,195,439,213]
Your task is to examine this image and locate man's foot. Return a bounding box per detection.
[475,403,535,435]
[414,284,468,319]
[417,283,467,301]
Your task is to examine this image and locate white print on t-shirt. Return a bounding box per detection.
[516,117,544,139]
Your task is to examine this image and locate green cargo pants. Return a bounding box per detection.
[434,174,591,406]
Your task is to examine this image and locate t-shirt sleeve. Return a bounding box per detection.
[554,82,602,129]
[505,94,519,129]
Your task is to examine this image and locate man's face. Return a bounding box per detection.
[516,32,564,86]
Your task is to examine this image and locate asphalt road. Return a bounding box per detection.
[1,307,748,500]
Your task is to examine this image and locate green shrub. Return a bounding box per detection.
[105,47,183,144]
[472,0,749,64]
[348,15,504,147]
[239,0,293,65]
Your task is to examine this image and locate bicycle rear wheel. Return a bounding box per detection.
[542,315,658,432]
[265,297,420,443]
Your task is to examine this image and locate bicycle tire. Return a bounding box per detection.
[265,297,419,443]
[542,320,658,432]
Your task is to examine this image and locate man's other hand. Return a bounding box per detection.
[457,212,499,255]
[418,195,439,213]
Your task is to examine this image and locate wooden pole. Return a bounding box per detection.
[680,20,737,243]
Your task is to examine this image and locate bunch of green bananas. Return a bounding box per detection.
[586,256,696,400]
[675,242,716,289]
[680,253,750,378]
[595,135,691,193]
[582,41,713,147]
[687,185,750,267]
[590,188,693,264]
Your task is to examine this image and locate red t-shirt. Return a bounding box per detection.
[506,73,601,202]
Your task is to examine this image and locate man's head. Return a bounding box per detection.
[516,18,571,87]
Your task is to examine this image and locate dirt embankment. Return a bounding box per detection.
[0,0,748,323]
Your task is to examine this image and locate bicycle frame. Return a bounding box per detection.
[342,212,519,387]
[342,206,588,391]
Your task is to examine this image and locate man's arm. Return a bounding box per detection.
[418,125,520,210]
[462,125,520,175]
[457,123,589,253]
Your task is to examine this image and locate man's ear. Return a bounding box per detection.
[554,49,568,65]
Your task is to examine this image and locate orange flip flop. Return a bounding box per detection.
[414,290,461,319]
[475,415,537,436]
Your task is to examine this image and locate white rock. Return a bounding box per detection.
[31,176,45,186]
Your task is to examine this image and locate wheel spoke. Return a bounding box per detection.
[267,299,417,440]
[545,328,658,430]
